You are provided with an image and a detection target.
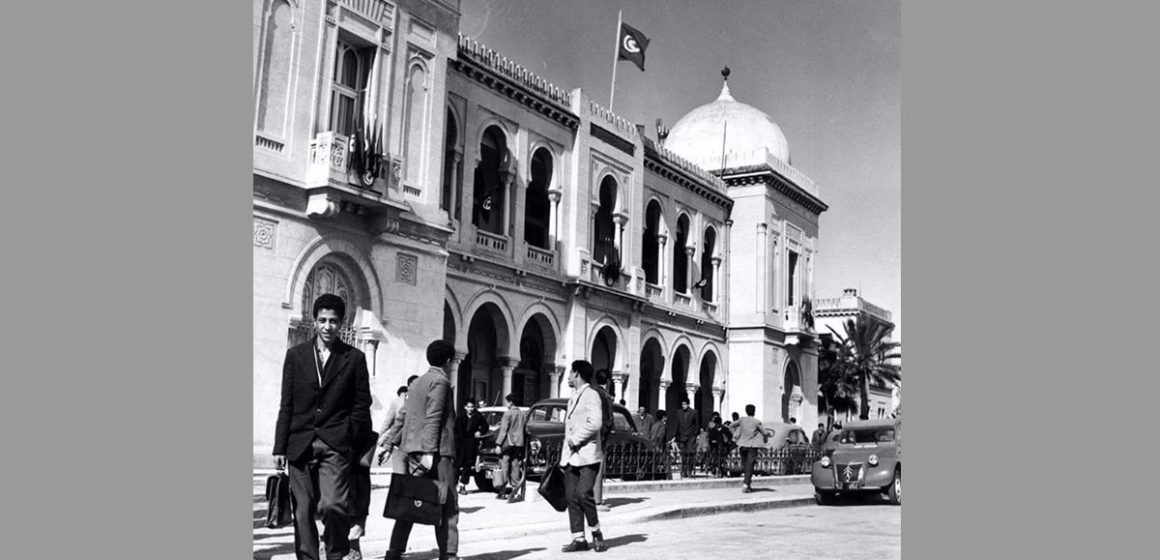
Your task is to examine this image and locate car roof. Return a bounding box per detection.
[842,418,900,430]
[531,397,631,414]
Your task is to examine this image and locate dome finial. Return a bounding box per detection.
[717,66,734,102]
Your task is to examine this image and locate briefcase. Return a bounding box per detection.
[383,472,448,526]
[537,465,567,512]
[264,472,293,528]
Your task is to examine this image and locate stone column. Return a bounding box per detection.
[549,365,566,398]
[612,370,629,402]
[684,245,696,295]
[710,256,722,303]
[658,379,672,411]
[712,387,725,414]
[499,358,518,400]
[657,234,669,293]
[686,382,700,408]
[613,212,630,263]
[448,352,467,394]
[756,222,768,313]
[548,189,562,250]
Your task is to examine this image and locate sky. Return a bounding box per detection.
[460,0,902,341]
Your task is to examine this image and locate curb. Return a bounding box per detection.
[634,495,817,521]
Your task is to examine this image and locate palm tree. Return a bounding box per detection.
[828,318,902,420]
[816,334,859,427]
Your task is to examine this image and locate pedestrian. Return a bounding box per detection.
[348,384,408,560]
[382,340,460,560]
[731,412,740,423]
[811,422,827,450]
[674,397,700,478]
[592,369,614,512]
[649,409,668,448]
[494,393,528,501]
[559,360,608,553]
[632,406,655,437]
[706,418,730,477]
[452,400,488,495]
[731,404,771,493]
[273,294,372,560]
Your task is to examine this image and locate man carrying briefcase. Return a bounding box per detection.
[382,340,460,560]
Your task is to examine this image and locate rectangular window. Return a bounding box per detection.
[329,38,372,137]
[787,250,799,307]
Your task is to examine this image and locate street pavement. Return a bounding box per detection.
[254,473,897,559]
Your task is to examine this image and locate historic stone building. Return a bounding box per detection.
[252,0,828,462]
[814,288,899,420]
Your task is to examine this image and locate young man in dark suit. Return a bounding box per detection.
[273,294,372,560]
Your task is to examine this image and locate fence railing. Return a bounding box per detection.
[523,441,822,481]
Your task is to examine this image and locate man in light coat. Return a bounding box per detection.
[730,404,772,493]
[558,360,608,553]
[494,392,528,501]
[383,342,459,560]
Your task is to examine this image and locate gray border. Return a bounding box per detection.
[905,0,1154,558]
[7,0,252,557]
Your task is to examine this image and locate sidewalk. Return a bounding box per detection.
[254,474,816,560]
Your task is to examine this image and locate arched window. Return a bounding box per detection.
[402,63,429,186]
[256,0,293,136]
[643,200,662,284]
[440,108,458,213]
[593,176,617,264]
[472,126,508,234]
[291,258,364,348]
[701,226,717,301]
[525,148,552,249]
[673,214,690,293]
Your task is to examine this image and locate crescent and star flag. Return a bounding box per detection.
[617,22,650,71]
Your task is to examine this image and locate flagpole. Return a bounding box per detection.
[609,9,622,111]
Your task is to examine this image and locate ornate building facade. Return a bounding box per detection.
[253,0,828,462]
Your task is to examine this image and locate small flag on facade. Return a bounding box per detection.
[617,22,650,71]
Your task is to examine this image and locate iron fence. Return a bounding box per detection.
[524,441,823,481]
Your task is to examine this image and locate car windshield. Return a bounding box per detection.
[530,404,567,423]
[840,428,895,444]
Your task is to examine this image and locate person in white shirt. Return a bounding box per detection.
[559,360,608,553]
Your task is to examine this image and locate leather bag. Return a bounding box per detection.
[537,464,567,512]
[383,472,448,526]
[264,472,293,528]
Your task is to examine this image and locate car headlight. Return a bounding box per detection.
[529,438,541,455]
[820,456,831,468]
[868,454,879,466]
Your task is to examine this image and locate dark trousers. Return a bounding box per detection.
[679,439,698,476]
[740,447,759,487]
[346,462,371,553]
[563,463,601,535]
[593,458,606,503]
[387,455,459,557]
[288,438,352,560]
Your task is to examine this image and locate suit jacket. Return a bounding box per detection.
[392,366,456,458]
[731,416,770,449]
[649,419,668,446]
[632,412,655,436]
[495,405,528,450]
[378,394,407,444]
[559,384,604,467]
[274,339,372,462]
[674,408,700,444]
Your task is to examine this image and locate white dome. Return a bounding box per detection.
[665,80,790,169]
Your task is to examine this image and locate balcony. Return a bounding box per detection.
[673,293,692,308]
[526,245,555,269]
[645,283,663,300]
[475,229,509,254]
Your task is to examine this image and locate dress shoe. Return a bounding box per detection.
[592,530,608,553]
[742,486,752,493]
[561,539,590,553]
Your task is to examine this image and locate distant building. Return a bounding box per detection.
[251,0,828,463]
[813,288,899,420]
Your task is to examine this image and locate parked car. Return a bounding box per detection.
[810,418,902,505]
[471,406,528,492]
[507,398,665,483]
[723,421,813,476]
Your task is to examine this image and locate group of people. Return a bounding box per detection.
[272,294,616,560]
[629,399,773,481]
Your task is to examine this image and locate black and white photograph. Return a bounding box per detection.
[251,1,901,558]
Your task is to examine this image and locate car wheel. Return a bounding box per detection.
[886,468,901,505]
[474,472,496,493]
[815,491,835,506]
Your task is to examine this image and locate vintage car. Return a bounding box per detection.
[810,418,901,505]
[724,421,814,476]
[516,398,666,482]
[471,406,528,492]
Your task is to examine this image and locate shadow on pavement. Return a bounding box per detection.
[602,496,649,508]
[253,541,295,560]
[747,487,778,493]
[601,533,648,550]
[463,546,548,559]
[460,506,485,514]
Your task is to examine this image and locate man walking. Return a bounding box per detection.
[273,294,371,560]
[559,360,608,553]
[632,406,655,437]
[383,340,460,560]
[674,397,700,478]
[811,422,827,450]
[731,404,771,493]
[494,393,528,501]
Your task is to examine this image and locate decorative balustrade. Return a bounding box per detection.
[814,296,893,322]
[642,136,728,191]
[526,245,555,267]
[588,100,638,138]
[674,293,692,307]
[457,34,572,108]
[307,131,348,184]
[475,230,508,253]
[645,283,663,299]
[255,134,285,153]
